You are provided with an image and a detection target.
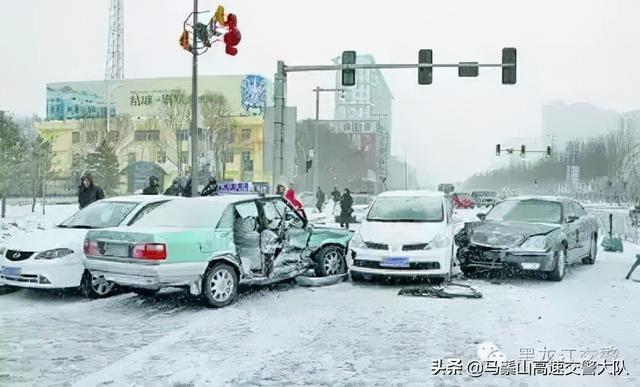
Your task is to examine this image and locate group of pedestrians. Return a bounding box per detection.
[315,186,353,229]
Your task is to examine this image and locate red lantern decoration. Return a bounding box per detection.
[223,13,241,56]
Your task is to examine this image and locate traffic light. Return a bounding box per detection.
[179,30,191,52]
[502,47,517,84]
[306,160,313,172]
[341,51,356,86]
[520,145,526,157]
[546,145,552,157]
[418,49,433,85]
[458,62,479,77]
[495,144,501,156]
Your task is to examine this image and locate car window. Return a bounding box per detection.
[128,201,170,225]
[565,202,577,221]
[59,201,138,228]
[573,202,588,217]
[486,199,562,224]
[235,201,259,219]
[367,196,444,222]
[134,199,228,228]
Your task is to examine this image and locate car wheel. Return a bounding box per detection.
[130,288,160,297]
[547,249,567,282]
[582,234,597,265]
[81,270,115,299]
[314,245,347,276]
[202,262,238,308]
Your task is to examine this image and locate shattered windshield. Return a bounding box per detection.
[486,200,562,224]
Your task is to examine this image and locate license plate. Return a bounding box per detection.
[103,244,129,257]
[380,257,410,268]
[1,267,22,277]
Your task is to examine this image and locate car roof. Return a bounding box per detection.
[378,190,444,198]
[102,195,179,204]
[193,194,274,205]
[502,195,571,203]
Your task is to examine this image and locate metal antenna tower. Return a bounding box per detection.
[105,0,124,80]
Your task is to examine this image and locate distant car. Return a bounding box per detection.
[451,192,476,209]
[437,183,455,194]
[471,190,498,207]
[84,195,353,307]
[455,196,599,281]
[348,190,459,282]
[0,196,172,298]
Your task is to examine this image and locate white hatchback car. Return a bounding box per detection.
[0,195,173,298]
[348,190,459,281]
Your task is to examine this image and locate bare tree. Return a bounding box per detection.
[160,89,191,175]
[200,92,233,179]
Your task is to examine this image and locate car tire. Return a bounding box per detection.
[130,288,160,297]
[202,262,238,308]
[80,270,115,299]
[314,245,347,277]
[582,234,597,265]
[547,249,567,282]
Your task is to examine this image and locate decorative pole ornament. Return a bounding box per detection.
[179,4,241,56]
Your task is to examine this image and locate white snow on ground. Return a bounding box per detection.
[0,204,78,246]
[1,204,639,386]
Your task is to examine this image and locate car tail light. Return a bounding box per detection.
[83,240,100,256]
[132,243,167,260]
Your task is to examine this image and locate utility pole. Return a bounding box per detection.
[312,86,345,191]
[189,0,199,197]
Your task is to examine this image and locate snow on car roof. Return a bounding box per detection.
[378,190,444,198]
[102,195,180,204]
[503,195,571,202]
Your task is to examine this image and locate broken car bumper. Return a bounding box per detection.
[458,246,556,272]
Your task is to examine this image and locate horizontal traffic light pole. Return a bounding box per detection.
[284,63,514,72]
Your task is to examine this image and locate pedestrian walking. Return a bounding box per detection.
[331,186,341,203]
[78,173,105,209]
[315,186,326,212]
[339,188,353,229]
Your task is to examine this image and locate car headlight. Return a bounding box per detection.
[425,233,451,250]
[350,233,366,249]
[516,235,549,252]
[34,248,74,260]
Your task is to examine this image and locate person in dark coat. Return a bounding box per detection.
[201,176,219,196]
[276,184,286,196]
[183,178,193,197]
[315,186,326,212]
[163,178,182,196]
[78,173,105,209]
[142,176,160,195]
[331,186,341,203]
[339,188,353,229]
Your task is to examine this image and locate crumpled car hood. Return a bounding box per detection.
[469,221,559,248]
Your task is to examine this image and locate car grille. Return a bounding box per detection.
[5,250,34,261]
[402,243,428,251]
[354,260,440,270]
[365,242,389,250]
[460,245,505,263]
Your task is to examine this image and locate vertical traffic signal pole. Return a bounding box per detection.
[190,0,199,197]
[273,61,286,189]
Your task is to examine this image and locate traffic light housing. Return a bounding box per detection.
[496,144,501,156]
[546,145,552,157]
[458,62,479,77]
[341,51,356,87]
[520,145,526,157]
[502,47,517,84]
[179,30,191,52]
[306,160,313,172]
[418,49,433,85]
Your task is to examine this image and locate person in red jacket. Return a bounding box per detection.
[284,183,306,220]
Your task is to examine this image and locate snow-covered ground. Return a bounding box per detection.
[1,203,640,386]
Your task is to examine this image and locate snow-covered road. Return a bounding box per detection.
[1,204,639,386]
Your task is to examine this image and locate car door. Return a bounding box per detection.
[563,201,581,262]
[572,201,592,258]
[232,201,262,275]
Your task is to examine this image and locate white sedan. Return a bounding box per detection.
[348,190,459,282]
[0,195,173,298]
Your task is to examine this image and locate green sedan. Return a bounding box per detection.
[84,195,353,307]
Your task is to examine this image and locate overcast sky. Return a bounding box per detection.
[1,0,639,185]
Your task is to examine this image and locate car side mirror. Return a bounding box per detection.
[567,215,579,223]
[476,213,486,221]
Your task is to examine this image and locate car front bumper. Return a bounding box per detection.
[86,257,207,290]
[348,246,451,278]
[458,246,556,272]
[0,255,85,289]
